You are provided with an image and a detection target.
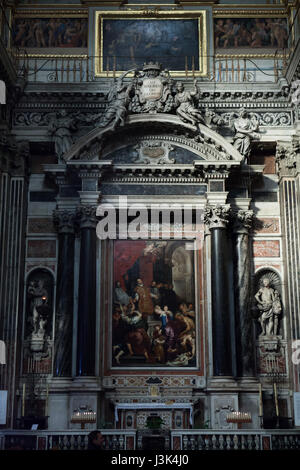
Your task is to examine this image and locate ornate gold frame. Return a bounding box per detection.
[213,7,290,59]
[12,8,88,57]
[94,9,208,77]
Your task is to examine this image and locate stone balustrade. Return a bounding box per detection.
[1,429,300,451]
[0,430,136,451]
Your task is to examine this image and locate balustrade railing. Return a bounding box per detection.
[9,54,287,84]
[1,429,300,450]
[171,430,300,451]
[0,430,136,450]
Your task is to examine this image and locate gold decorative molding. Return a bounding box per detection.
[213,8,288,18]
[14,9,88,18]
[215,53,288,59]
[13,53,88,59]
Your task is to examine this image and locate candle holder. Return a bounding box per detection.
[226,411,252,424]
[71,405,96,430]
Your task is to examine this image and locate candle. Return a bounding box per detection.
[22,384,26,417]
[274,383,279,417]
[45,384,49,416]
[259,383,263,416]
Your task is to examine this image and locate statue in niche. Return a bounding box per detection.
[99,70,135,130]
[174,80,205,127]
[27,278,52,354]
[47,109,77,160]
[28,280,48,336]
[255,276,282,336]
[232,107,260,157]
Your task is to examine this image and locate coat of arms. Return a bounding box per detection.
[131,62,174,114]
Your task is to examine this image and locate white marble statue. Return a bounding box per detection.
[48,109,76,160]
[174,80,205,127]
[255,277,282,336]
[233,107,260,157]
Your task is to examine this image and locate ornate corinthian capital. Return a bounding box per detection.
[204,204,231,229]
[234,209,254,233]
[53,210,75,234]
[76,205,98,229]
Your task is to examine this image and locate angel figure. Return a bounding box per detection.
[99,70,135,130]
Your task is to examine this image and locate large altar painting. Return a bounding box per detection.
[112,240,196,368]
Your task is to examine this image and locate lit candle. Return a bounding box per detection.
[259,383,263,416]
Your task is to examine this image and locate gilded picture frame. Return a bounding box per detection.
[213,7,290,59]
[94,10,208,77]
[12,9,88,56]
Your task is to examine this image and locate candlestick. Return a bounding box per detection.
[259,383,263,416]
[45,384,49,416]
[274,382,279,417]
[22,383,25,417]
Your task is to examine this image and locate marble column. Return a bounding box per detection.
[233,210,255,377]
[76,205,97,376]
[204,204,235,376]
[53,210,75,377]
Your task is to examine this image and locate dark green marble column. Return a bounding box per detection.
[76,205,97,376]
[205,205,235,376]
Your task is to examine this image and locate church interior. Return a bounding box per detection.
[0,0,300,451]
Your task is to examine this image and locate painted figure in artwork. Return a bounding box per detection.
[134,278,153,317]
[255,277,282,336]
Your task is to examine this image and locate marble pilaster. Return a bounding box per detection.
[53,210,76,377]
[76,204,98,376]
[232,209,256,377]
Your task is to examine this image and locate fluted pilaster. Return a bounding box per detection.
[53,210,76,377]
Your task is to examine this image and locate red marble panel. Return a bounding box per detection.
[173,436,181,451]
[28,218,56,234]
[253,218,280,234]
[262,436,271,450]
[253,240,280,258]
[126,436,134,450]
[27,240,56,258]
